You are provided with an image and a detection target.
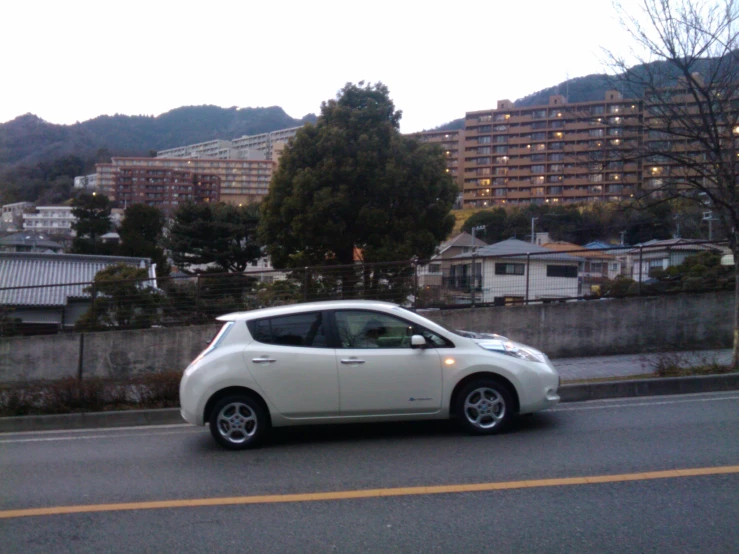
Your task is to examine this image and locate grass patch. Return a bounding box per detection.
[0,372,181,417]
[650,351,735,378]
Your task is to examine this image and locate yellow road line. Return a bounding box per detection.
[2,465,738,520]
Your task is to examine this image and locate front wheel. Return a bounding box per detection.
[209,394,268,450]
[455,380,514,435]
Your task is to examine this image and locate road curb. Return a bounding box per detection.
[559,373,739,402]
[0,408,184,434]
[1,374,738,434]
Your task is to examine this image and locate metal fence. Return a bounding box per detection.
[0,240,733,335]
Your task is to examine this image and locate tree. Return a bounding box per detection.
[610,0,739,366]
[75,264,159,330]
[461,208,508,243]
[166,202,261,273]
[258,82,456,295]
[118,204,169,275]
[71,193,112,254]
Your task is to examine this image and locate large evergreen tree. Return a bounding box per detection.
[259,82,457,274]
[166,202,261,273]
[71,193,112,254]
[118,204,169,275]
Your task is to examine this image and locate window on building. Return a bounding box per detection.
[495,263,525,275]
[547,265,578,278]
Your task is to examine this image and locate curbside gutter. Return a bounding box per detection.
[1,374,738,434]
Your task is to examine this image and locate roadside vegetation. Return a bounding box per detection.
[0,372,181,417]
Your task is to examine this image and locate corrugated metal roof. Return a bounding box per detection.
[0,253,152,307]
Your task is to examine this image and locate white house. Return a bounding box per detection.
[617,238,729,282]
[448,238,583,305]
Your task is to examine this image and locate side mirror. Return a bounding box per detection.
[410,335,428,349]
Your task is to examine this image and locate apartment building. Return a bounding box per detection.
[114,168,221,213]
[2,202,34,231]
[409,129,465,191]
[157,139,236,160]
[462,91,643,208]
[22,206,75,234]
[73,174,98,189]
[156,127,301,163]
[231,127,300,160]
[96,157,275,206]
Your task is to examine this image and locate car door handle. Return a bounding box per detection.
[252,357,276,364]
[340,358,366,364]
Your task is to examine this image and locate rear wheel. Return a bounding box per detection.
[209,394,268,450]
[455,379,514,435]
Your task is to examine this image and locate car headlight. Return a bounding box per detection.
[476,339,547,363]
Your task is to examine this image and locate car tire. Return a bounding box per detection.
[209,394,268,450]
[455,379,514,435]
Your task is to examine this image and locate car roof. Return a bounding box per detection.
[216,300,401,322]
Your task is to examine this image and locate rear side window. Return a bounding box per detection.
[248,312,327,348]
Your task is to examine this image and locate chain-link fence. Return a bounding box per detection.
[1,241,733,336]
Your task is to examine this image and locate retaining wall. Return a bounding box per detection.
[0,291,733,382]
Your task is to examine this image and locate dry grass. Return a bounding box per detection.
[0,372,181,417]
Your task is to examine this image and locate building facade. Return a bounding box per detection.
[96,157,275,206]
[462,91,643,208]
[114,168,221,213]
[2,202,34,232]
[156,127,301,163]
[409,129,465,192]
[22,206,75,235]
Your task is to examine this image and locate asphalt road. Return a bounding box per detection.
[1,392,738,553]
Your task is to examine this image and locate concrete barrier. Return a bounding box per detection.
[423,291,734,358]
[0,324,221,382]
[0,291,733,383]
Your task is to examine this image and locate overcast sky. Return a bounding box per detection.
[1,0,643,133]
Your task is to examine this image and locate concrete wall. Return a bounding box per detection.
[423,291,734,358]
[0,324,221,383]
[0,291,733,383]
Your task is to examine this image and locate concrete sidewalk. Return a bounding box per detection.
[552,349,733,381]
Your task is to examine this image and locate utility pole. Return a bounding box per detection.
[619,230,626,246]
[673,213,681,239]
[530,217,538,244]
[470,225,485,307]
[703,210,719,240]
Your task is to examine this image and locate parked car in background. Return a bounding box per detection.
[180,300,560,450]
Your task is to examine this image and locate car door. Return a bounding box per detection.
[332,310,443,416]
[245,311,339,419]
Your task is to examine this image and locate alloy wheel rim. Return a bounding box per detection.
[216,402,258,444]
[463,387,505,429]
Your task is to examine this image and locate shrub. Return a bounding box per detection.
[0,372,183,417]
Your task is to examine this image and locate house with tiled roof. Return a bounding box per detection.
[0,252,156,334]
[541,240,622,295]
[417,232,488,292]
[0,232,64,254]
[618,238,729,282]
[448,238,583,305]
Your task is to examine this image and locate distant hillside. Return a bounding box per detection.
[0,106,317,169]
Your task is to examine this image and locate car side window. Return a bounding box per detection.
[335,311,415,349]
[248,312,327,348]
[413,325,454,348]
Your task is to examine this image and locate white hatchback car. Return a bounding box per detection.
[180,300,560,449]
